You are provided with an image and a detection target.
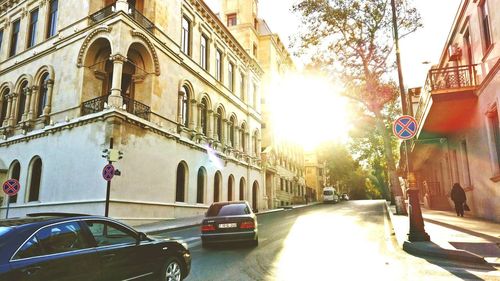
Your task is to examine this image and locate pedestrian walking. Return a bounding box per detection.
[451,183,466,217]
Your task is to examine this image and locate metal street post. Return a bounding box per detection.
[105,138,113,217]
[390,0,429,241]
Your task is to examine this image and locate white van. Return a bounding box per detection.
[323,187,339,203]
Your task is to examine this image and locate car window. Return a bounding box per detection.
[323,190,333,195]
[35,221,89,255]
[84,221,137,247]
[13,235,43,260]
[206,204,250,216]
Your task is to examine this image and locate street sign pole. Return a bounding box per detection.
[5,200,10,219]
[105,138,113,217]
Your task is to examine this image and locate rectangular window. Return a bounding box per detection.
[47,0,58,38]
[280,179,284,191]
[227,13,237,26]
[228,63,234,92]
[215,49,222,81]
[200,34,208,70]
[487,107,500,175]
[479,0,492,52]
[181,16,190,55]
[252,83,257,108]
[460,140,472,186]
[9,19,20,57]
[28,9,39,48]
[253,44,257,57]
[240,74,245,100]
[0,29,3,54]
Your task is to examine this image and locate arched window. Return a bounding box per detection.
[201,98,208,135]
[240,123,246,152]
[197,167,206,204]
[17,81,28,123]
[0,89,9,126]
[180,86,189,127]
[229,116,236,147]
[8,161,21,204]
[253,130,259,156]
[228,175,234,201]
[216,107,223,142]
[28,157,42,202]
[175,162,187,202]
[239,177,245,200]
[37,73,50,118]
[214,171,221,202]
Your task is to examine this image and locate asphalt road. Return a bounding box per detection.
[154,201,500,281]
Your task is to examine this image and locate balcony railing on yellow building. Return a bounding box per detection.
[414,64,478,126]
[89,4,154,32]
[81,95,151,121]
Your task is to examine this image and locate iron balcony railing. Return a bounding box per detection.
[89,4,115,23]
[81,95,151,121]
[129,6,155,32]
[89,4,155,32]
[414,64,478,126]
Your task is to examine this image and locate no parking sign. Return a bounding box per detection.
[393,115,418,140]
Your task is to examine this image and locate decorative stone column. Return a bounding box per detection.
[22,86,32,122]
[213,112,219,141]
[221,118,227,147]
[108,54,126,108]
[28,86,38,120]
[244,131,250,154]
[196,103,203,134]
[2,93,13,127]
[234,126,240,151]
[8,93,18,127]
[207,109,213,139]
[43,79,54,117]
[177,89,185,125]
[189,99,197,131]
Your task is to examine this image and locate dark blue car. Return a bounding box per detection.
[0,213,191,281]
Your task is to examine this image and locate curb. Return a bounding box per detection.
[143,203,320,234]
[384,201,404,247]
[384,201,487,264]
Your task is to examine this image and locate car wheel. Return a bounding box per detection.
[161,257,183,281]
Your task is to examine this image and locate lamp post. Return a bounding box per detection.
[390,0,430,241]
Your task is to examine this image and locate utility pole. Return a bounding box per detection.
[390,0,429,241]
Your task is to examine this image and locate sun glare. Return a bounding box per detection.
[268,73,350,151]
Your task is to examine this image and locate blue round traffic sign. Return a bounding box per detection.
[102,164,115,181]
[2,179,20,196]
[393,115,418,140]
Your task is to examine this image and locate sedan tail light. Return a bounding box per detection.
[201,224,216,232]
[239,221,255,229]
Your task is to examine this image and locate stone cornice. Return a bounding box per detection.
[0,0,21,15]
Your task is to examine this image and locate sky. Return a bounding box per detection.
[206,0,462,88]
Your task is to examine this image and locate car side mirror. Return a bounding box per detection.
[137,232,148,244]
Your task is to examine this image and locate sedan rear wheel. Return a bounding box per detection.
[162,257,183,281]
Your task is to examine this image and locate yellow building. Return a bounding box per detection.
[216,0,306,208]
[0,0,265,223]
[304,151,326,201]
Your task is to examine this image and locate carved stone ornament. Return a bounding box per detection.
[77,26,113,67]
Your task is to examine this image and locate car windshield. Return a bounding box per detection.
[323,190,333,195]
[206,204,249,216]
[0,227,12,238]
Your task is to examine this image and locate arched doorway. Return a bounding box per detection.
[239,177,245,200]
[214,171,221,202]
[252,181,259,212]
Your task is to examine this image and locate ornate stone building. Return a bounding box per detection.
[0,0,265,224]
[410,0,500,222]
[216,0,307,208]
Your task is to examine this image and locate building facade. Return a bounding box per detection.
[216,0,307,208]
[0,0,265,224]
[411,0,500,222]
[304,151,325,201]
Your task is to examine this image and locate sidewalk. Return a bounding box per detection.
[135,202,319,234]
[386,201,500,266]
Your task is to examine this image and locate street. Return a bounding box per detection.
[154,201,500,281]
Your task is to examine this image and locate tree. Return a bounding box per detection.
[292,0,421,214]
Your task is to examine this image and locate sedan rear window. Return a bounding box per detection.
[323,190,333,195]
[206,204,250,216]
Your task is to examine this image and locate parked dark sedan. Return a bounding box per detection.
[0,213,191,281]
[200,201,258,247]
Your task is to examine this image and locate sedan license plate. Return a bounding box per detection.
[219,223,237,228]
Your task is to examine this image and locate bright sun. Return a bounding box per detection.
[268,73,351,151]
